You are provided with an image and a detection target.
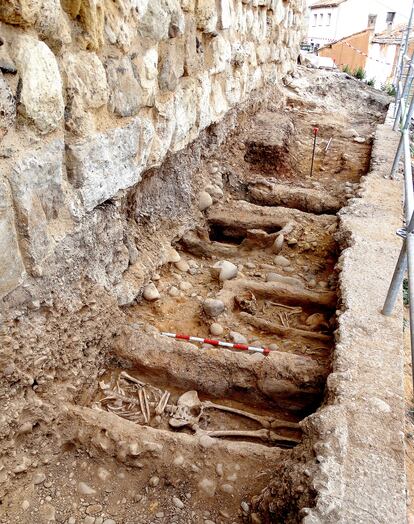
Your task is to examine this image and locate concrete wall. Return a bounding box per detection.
[0,0,305,313]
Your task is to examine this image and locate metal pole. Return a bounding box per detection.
[383,134,414,316]
[394,2,414,117]
[394,55,414,131]
[404,130,414,220]
[391,92,414,178]
[310,127,318,177]
[382,241,408,316]
[407,224,414,395]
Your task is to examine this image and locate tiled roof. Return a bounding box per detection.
[310,0,347,8]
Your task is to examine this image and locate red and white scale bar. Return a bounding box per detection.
[161,332,271,356]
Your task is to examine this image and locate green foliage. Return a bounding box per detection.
[353,66,366,80]
[342,64,351,74]
[366,77,376,87]
[404,277,409,306]
[382,83,396,96]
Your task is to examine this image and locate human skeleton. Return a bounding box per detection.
[94,371,301,446]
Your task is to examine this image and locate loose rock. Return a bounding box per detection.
[149,476,160,487]
[203,298,225,317]
[199,191,213,211]
[78,482,96,495]
[212,260,238,281]
[210,323,224,336]
[175,259,190,272]
[198,478,216,497]
[168,286,180,297]
[274,255,290,267]
[229,331,248,344]
[33,472,46,485]
[272,234,284,254]
[143,283,160,301]
[173,496,184,509]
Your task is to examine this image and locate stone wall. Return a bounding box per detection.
[0,0,304,313]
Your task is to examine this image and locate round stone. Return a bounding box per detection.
[179,281,193,291]
[143,283,160,301]
[212,260,238,281]
[210,323,224,336]
[272,234,284,254]
[274,255,290,267]
[198,478,216,497]
[78,482,96,495]
[203,299,225,318]
[199,191,213,211]
[172,496,184,509]
[175,260,190,272]
[149,476,160,487]
[229,331,248,345]
[168,286,180,297]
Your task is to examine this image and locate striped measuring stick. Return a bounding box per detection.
[161,332,271,355]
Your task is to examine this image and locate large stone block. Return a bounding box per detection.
[0,177,25,299]
[67,118,155,211]
[105,56,141,117]
[206,34,231,74]
[132,48,158,107]
[150,91,176,165]
[196,0,217,33]
[183,15,203,76]
[171,77,199,151]
[62,51,108,110]
[78,0,105,50]
[0,72,16,139]
[158,39,185,92]
[12,35,64,134]
[138,0,171,40]
[7,140,73,268]
[0,0,41,26]
[219,0,233,29]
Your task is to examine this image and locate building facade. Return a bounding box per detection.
[306,0,411,48]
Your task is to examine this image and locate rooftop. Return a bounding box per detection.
[310,0,347,8]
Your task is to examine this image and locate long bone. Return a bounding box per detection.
[202,401,273,428]
[198,428,301,446]
[119,371,146,387]
[240,312,332,343]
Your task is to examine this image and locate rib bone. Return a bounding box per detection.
[155,391,170,416]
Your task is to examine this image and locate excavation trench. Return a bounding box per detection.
[2,72,389,524]
[60,79,385,523]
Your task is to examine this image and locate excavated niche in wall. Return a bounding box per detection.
[0,71,391,523]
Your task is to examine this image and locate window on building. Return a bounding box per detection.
[386,11,396,24]
[368,14,377,28]
[319,13,324,26]
[327,13,332,26]
[313,13,317,26]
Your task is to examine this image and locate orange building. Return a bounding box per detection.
[318,28,372,71]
